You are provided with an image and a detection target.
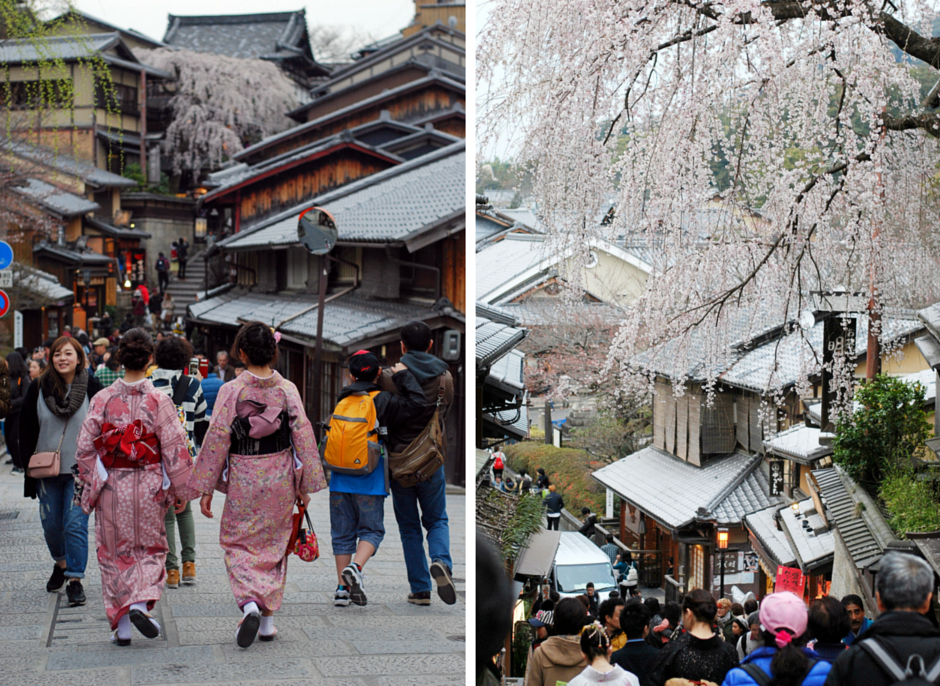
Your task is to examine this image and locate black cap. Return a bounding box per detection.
[349,350,379,381]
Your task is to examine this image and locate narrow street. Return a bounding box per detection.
[0,459,466,685]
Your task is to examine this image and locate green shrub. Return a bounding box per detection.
[879,470,940,536]
[504,443,606,514]
[833,374,930,486]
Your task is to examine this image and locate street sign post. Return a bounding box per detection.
[296,207,339,437]
[0,271,12,288]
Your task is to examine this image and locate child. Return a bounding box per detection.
[327,350,428,607]
[568,621,639,686]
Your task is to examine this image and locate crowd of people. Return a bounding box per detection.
[1,318,458,648]
[479,538,940,686]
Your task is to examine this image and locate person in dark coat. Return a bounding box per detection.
[536,467,549,491]
[579,507,597,539]
[824,552,940,686]
[5,352,29,472]
[808,596,849,664]
[583,583,600,618]
[612,599,660,686]
[543,484,564,530]
[649,589,738,686]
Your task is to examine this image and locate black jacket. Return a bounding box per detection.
[579,513,598,538]
[378,352,453,453]
[20,374,104,499]
[612,639,662,686]
[544,491,564,515]
[650,632,738,686]
[824,611,940,686]
[337,370,429,451]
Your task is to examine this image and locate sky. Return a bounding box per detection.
[68,0,414,50]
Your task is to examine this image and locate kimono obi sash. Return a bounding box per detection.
[94,420,161,469]
[229,400,290,456]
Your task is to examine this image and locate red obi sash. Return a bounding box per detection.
[94,420,160,469]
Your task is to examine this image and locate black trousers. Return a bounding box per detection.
[178,259,188,279]
[158,271,169,293]
[5,410,21,469]
[546,516,560,530]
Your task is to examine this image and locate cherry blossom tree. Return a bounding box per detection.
[134,48,298,178]
[479,0,940,407]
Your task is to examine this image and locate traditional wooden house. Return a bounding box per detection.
[47,9,165,51]
[402,1,466,37]
[0,32,172,173]
[476,302,529,445]
[190,141,466,484]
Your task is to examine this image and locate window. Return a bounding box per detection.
[2,79,72,110]
[555,563,617,593]
[95,81,138,115]
[287,249,307,289]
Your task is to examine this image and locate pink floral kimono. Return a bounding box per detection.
[75,378,197,630]
[189,371,325,612]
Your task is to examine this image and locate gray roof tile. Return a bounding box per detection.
[744,505,798,569]
[9,140,138,188]
[712,467,783,525]
[812,467,884,569]
[476,317,527,370]
[778,498,835,569]
[219,141,464,250]
[487,349,525,394]
[13,178,99,217]
[592,447,766,529]
[764,425,833,464]
[163,11,314,63]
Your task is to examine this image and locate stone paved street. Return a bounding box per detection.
[0,458,466,686]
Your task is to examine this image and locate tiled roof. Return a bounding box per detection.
[812,468,884,570]
[218,141,465,250]
[482,403,529,440]
[476,302,517,327]
[0,32,170,77]
[486,349,525,394]
[500,300,623,328]
[764,425,833,464]
[235,73,464,161]
[918,302,940,342]
[8,140,138,189]
[12,178,98,217]
[804,369,934,425]
[33,243,116,266]
[711,467,783,525]
[592,447,770,529]
[188,288,439,349]
[744,505,797,569]
[476,317,527,370]
[15,264,73,302]
[476,235,546,302]
[84,217,151,240]
[778,498,835,570]
[163,10,319,65]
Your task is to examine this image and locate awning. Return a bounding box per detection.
[744,504,797,570]
[514,529,561,581]
[764,425,833,465]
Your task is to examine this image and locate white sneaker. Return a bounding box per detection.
[334,585,350,607]
[341,564,367,606]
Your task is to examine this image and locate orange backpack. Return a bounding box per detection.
[320,390,383,475]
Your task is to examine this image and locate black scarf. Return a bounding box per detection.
[41,367,88,418]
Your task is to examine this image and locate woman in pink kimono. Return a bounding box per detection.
[190,321,326,648]
[75,329,197,646]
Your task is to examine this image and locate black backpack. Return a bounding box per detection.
[860,638,940,685]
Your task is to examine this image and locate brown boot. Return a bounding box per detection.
[166,569,180,589]
[182,561,196,585]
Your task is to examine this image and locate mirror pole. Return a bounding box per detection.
[311,259,328,440]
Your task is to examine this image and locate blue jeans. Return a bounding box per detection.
[37,474,89,579]
[390,465,452,594]
[329,491,386,555]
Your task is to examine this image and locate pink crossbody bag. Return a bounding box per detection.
[27,417,69,479]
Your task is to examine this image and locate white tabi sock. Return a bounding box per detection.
[259,615,274,635]
[116,615,132,640]
[242,601,260,616]
[130,602,160,632]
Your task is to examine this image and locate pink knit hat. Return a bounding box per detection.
[759,592,807,648]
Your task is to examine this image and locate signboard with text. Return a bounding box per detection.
[769,460,784,496]
[775,565,805,596]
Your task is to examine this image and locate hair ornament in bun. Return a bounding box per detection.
[774,629,794,648]
[581,619,607,641]
[269,326,282,344]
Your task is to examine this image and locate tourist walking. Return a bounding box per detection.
[721,591,830,686]
[824,552,940,686]
[189,322,326,648]
[649,589,738,686]
[5,352,28,473]
[151,336,208,589]
[839,594,871,646]
[215,350,235,382]
[599,596,627,650]
[806,597,848,663]
[20,336,104,605]
[156,252,170,293]
[324,350,428,607]
[379,322,457,605]
[612,599,660,685]
[177,237,189,280]
[525,597,590,686]
[161,293,175,332]
[568,621,640,686]
[74,329,196,645]
[544,484,563,530]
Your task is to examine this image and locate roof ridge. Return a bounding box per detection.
[167,11,303,25]
[704,451,763,515]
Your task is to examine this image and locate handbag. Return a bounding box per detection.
[287,499,319,562]
[388,376,446,488]
[27,415,70,479]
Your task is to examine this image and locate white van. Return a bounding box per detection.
[550,531,618,604]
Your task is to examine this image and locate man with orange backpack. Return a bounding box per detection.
[322,350,428,607]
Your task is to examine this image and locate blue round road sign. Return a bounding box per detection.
[0,289,10,318]
[0,242,13,270]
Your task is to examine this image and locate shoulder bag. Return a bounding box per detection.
[27,415,70,479]
[388,375,446,488]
